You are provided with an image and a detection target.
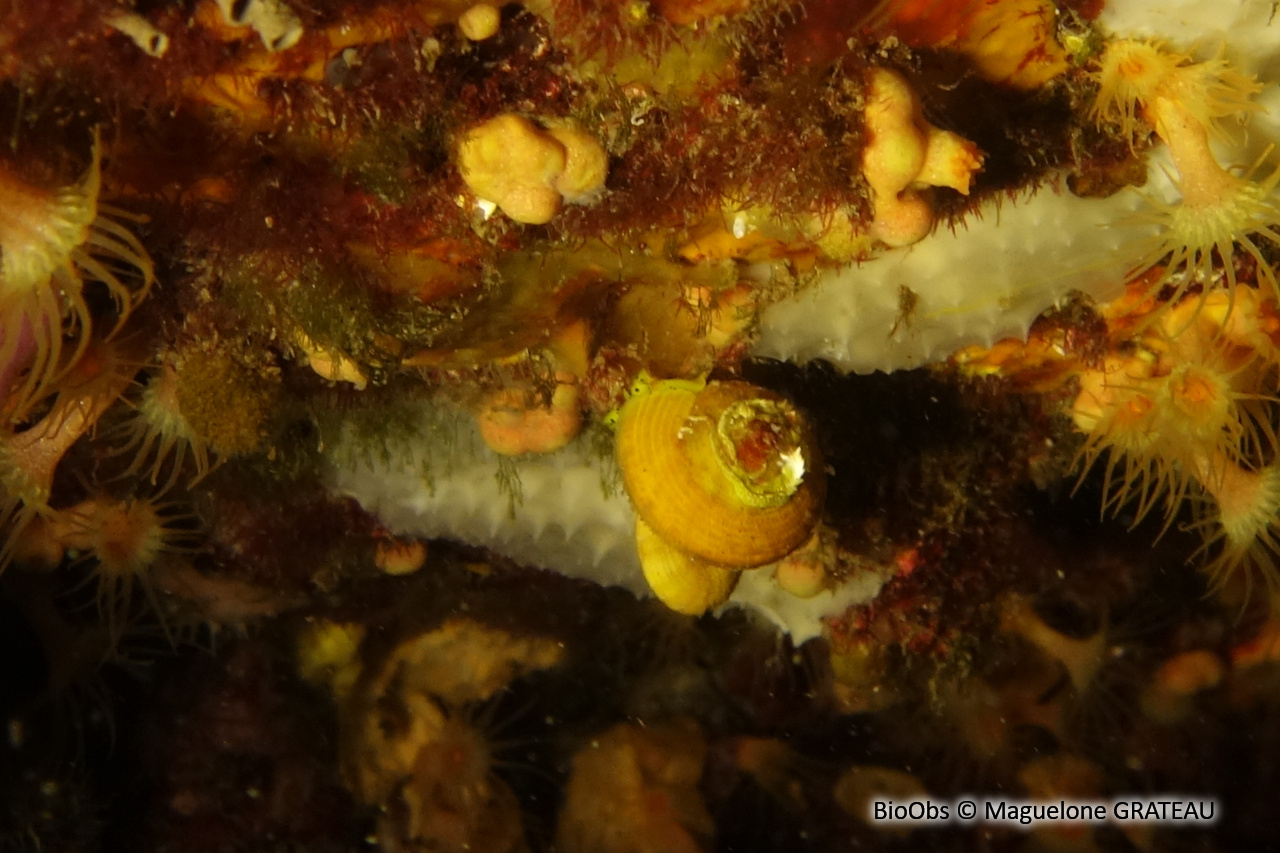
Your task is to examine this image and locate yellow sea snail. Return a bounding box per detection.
[615,379,825,614]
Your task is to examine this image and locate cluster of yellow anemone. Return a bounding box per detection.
[1091,39,1280,301]
[1,142,153,521]
[988,38,1280,606]
[0,339,200,642]
[0,141,216,642]
[1071,286,1280,600]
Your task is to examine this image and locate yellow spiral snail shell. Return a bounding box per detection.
[615,379,825,614]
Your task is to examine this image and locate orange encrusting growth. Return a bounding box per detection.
[474,373,584,457]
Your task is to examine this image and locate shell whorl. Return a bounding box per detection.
[635,518,739,616]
